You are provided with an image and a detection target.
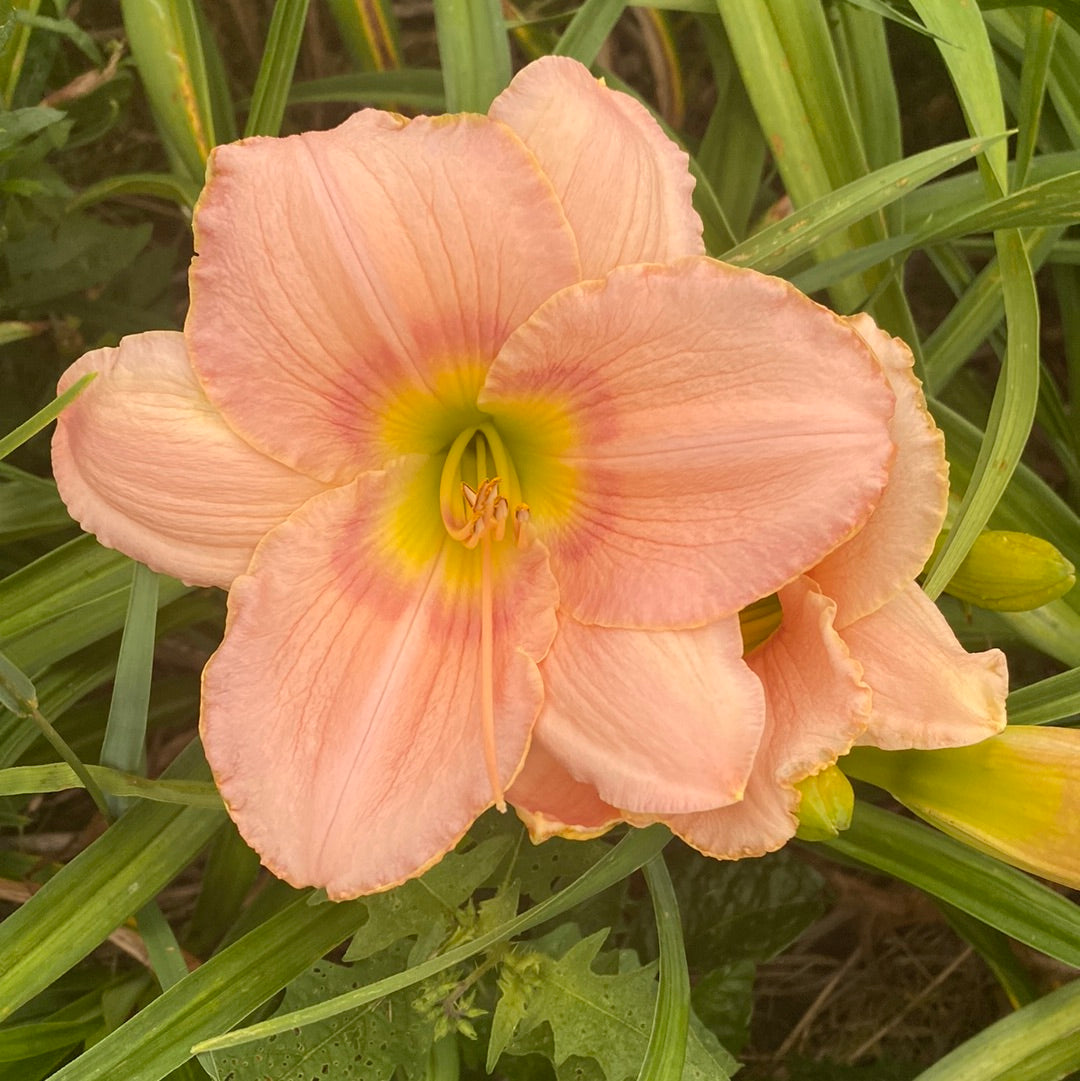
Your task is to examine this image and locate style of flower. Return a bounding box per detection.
[52,57,1006,899]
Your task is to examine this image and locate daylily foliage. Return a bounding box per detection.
[51,57,1007,899]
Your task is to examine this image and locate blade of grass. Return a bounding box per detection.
[0,762,222,807]
[637,853,689,1081]
[68,172,200,212]
[553,0,627,65]
[100,562,158,817]
[244,0,310,138]
[923,231,1040,599]
[0,651,111,818]
[721,135,1002,273]
[0,373,95,462]
[287,70,444,110]
[938,902,1038,1009]
[433,0,511,112]
[1008,667,1080,725]
[1014,9,1059,188]
[821,801,1080,969]
[323,0,401,71]
[0,740,224,1021]
[119,0,219,182]
[196,825,672,1052]
[911,975,1080,1081]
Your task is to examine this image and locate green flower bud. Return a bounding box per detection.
[739,593,782,655]
[794,765,853,841]
[843,730,1080,890]
[934,530,1075,611]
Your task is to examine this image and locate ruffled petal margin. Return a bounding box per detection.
[848,581,1008,751]
[489,56,704,278]
[660,577,871,858]
[188,112,580,484]
[530,614,764,814]
[508,737,622,842]
[201,466,559,898]
[51,331,327,588]
[811,314,949,628]
[482,258,896,629]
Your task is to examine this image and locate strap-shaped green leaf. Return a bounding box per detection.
[822,802,1080,969]
[245,0,311,138]
[196,826,672,1054]
[433,0,511,112]
[638,854,690,1081]
[0,740,223,1022]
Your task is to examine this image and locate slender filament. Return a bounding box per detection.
[480,528,504,810]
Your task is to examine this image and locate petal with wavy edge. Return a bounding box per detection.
[201,468,559,898]
[660,576,871,858]
[507,738,622,842]
[489,56,703,278]
[849,581,1007,751]
[188,112,580,485]
[482,258,896,629]
[811,314,948,628]
[532,614,764,814]
[51,331,327,588]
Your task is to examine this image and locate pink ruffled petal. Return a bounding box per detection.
[482,258,896,628]
[811,314,949,628]
[489,57,703,277]
[51,332,327,588]
[507,738,622,842]
[662,576,871,858]
[532,614,764,814]
[848,581,1008,751]
[188,112,580,484]
[201,468,559,898]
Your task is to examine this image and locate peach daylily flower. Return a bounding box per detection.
[510,315,1009,854]
[53,57,963,898]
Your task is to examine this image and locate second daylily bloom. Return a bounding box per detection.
[52,57,1005,897]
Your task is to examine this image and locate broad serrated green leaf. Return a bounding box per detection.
[497,931,732,1081]
[343,836,512,962]
[688,963,754,1058]
[197,827,672,1053]
[217,948,436,1081]
[670,847,824,968]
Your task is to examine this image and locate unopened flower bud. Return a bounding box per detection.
[794,764,853,841]
[933,530,1075,611]
[738,593,782,655]
[843,729,1080,890]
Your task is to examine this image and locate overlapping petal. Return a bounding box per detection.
[848,581,1008,751]
[532,614,764,814]
[482,258,896,629]
[51,331,327,588]
[507,738,622,842]
[188,112,581,485]
[659,577,871,858]
[489,56,704,277]
[201,467,559,898]
[811,314,948,627]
